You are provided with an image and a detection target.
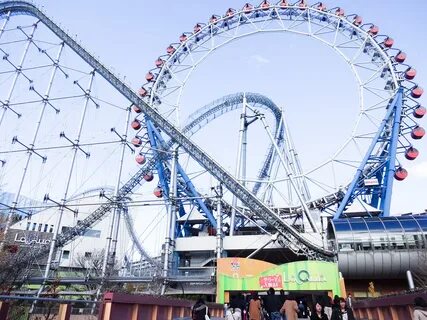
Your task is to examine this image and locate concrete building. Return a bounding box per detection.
[7,189,131,271]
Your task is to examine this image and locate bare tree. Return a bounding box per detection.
[75,249,105,278]
[0,241,34,293]
[74,249,121,291]
[33,279,61,320]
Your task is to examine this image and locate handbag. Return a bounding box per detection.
[205,306,210,320]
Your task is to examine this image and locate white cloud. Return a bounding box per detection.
[250,54,270,65]
[408,161,427,178]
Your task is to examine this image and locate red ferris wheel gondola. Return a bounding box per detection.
[413,106,426,118]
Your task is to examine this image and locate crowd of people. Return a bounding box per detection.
[192,291,427,320]
[221,289,355,320]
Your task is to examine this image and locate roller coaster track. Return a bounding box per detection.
[183,92,284,196]
[0,1,335,260]
[122,206,162,270]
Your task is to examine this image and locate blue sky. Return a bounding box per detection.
[32,0,426,218]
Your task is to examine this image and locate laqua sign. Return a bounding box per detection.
[216,258,342,303]
[6,229,53,247]
[14,232,51,245]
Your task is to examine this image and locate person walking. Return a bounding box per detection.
[330,298,355,320]
[319,295,332,320]
[248,292,263,320]
[192,298,210,320]
[345,293,353,309]
[278,290,286,320]
[280,294,298,320]
[332,295,340,311]
[414,297,427,320]
[310,302,328,320]
[298,299,309,319]
[263,287,282,320]
[227,292,246,320]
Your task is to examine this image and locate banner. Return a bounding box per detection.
[217,258,341,303]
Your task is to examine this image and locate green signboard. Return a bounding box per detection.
[217,259,341,303]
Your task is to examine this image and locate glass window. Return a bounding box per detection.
[400,219,421,232]
[32,223,37,231]
[389,234,406,249]
[62,250,70,260]
[406,234,417,249]
[84,229,101,238]
[338,243,354,251]
[43,224,48,232]
[62,226,100,238]
[353,232,372,251]
[49,225,54,233]
[416,217,427,231]
[84,252,92,258]
[366,220,385,231]
[349,221,368,232]
[26,222,31,230]
[382,219,402,232]
[38,223,42,232]
[334,220,351,232]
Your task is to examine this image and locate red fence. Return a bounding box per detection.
[353,290,427,320]
[98,292,224,320]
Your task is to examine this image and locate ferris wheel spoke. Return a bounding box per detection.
[304,175,336,193]
[350,36,369,63]
[335,38,364,50]
[311,16,339,36]
[363,97,391,112]
[362,111,383,128]
[363,85,392,101]
[283,7,308,32]
[333,159,361,169]
[273,8,288,30]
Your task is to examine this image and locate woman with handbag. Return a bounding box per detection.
[192,298,211,320]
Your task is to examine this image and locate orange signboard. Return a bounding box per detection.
[216,258,341,303]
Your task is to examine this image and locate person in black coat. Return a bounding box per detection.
[331,298,355,320]
[229,292,246,319]
[310,302,329,320]
[332,295,340,311]
[263,287,282,320]
[192,297,210,320]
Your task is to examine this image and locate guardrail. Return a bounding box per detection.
[98,292,224,320]
[353,290,427,320]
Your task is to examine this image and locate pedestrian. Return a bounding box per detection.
[345,293,353,309]
[414,297,427,320]
[310,302,328,320]
[280,293,298,320]
[298,299,309,319]
[278,290,286,320]
[279,289,286,306]
[263,287,282,320]
[227,292,246,320]
[192,297,210,320]
[332,295,340,311]
[330,297,355,320]
[248,292,263,320]
[321,295,332,320]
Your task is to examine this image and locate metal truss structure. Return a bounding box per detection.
[0,0,424,299]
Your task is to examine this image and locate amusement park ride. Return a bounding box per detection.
[0,0,425,299]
